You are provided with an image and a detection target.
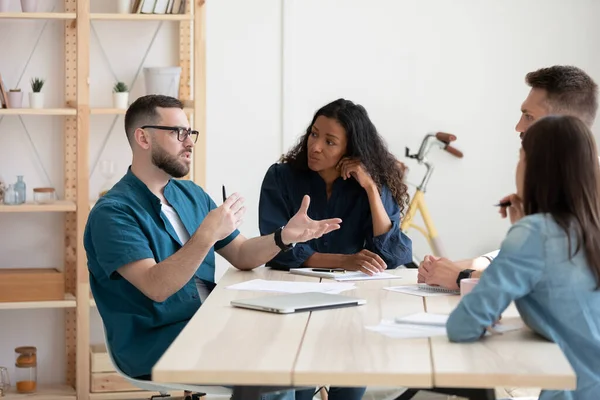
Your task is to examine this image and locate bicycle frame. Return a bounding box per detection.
[401,132,463,261]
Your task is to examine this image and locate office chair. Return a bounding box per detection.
[102,326,232,399]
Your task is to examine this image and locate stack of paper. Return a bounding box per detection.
[290,268,402,281]
[366,312,523,339]
[384,284,459,297]
[226,279,356,294]
[365,312,448,338]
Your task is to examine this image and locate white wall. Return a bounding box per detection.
[281,0,600,261]
[1,0,599,386]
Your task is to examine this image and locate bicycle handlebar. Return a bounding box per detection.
[444,145,463,158]
[435,132,463,158]
[405,131,465,162]
[435,132,456,143]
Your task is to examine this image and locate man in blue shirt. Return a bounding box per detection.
[84,95,341,400]
[418,65,598,290]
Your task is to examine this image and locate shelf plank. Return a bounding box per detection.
[0,12,76,20]
[90,13,191,21]
[91,107,193,115]
[0,294,76,310]
[0,201,76,213]
[89,390,184,399]
[0,108,76,115]
[3,384,75,399]
[90,108,127,115]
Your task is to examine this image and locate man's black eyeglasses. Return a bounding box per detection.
[141,125,199,144]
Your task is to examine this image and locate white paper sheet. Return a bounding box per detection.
[366,312,524,339]
[384,284,459,297]
[334,271,402,281]
[290,268,402,281]
[226,279,356,294]
[395,312,449,326]
[365,319,447,339]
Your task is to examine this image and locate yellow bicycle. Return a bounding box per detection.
[401,132,463,266]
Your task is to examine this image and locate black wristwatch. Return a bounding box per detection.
[274,226,295,252]
[456,268,475,288]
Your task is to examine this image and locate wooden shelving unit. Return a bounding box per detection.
[88,390,184,400]
[0,108,76,115]
[90,13,192,21]
[3,384,76,399]
[0,294,76,310]
[0,201,76,213]
[0,0,206,399]
[0,12,76,19]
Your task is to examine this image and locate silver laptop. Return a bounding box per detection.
[231,292,367,314]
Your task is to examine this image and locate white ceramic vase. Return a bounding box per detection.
[20,0,37,12]
[29,92,44,109]
[117,0,131,13]
[113,92,129,109]
[7,91,23,108]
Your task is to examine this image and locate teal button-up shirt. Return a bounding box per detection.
[84,167,239,378]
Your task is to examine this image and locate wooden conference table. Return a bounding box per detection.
[152,267,576,399]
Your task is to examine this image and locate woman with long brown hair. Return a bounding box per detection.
[447,115,600,400]
[259,98,412,275]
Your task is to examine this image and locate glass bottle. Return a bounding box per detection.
[14,175,26,204]
[14,347,36,394]
[0,366,10,397]
[3,184,17,205]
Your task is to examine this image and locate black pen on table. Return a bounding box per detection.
[222,185,227,203]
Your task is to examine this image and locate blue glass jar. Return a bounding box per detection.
[14,175,26,204]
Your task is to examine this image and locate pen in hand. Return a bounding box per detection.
[222,185,227,203]
[494,201,511,207]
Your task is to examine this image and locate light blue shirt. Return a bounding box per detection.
[446,214,600,400]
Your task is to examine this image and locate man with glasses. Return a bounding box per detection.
[84,95,342,400]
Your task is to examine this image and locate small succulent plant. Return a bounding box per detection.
[30,77,45,93]
[113,81,129,93]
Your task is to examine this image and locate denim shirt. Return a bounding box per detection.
[446,214,600,400]
[84,167,239,378]
[258,163,412,269]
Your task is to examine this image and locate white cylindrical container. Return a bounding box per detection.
[113,92,129,109]
[144,67,182,98]
[29,92,44,109]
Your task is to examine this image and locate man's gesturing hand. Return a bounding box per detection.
[200,193,246,243]
[281,195,342,245]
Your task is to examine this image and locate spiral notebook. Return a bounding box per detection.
[384,284,460,297]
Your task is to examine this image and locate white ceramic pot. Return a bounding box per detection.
[7,91,23,108]
[20,0,37,12]
[29,92,44,109]
[0,0,12,13]
[113,92,129,109]
[117,0,131,13]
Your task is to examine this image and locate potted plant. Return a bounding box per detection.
[7,88,23,108]
[29,77,44,109]
[112,81,129,109]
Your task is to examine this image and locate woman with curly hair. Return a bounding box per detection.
[259,98,412,278]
